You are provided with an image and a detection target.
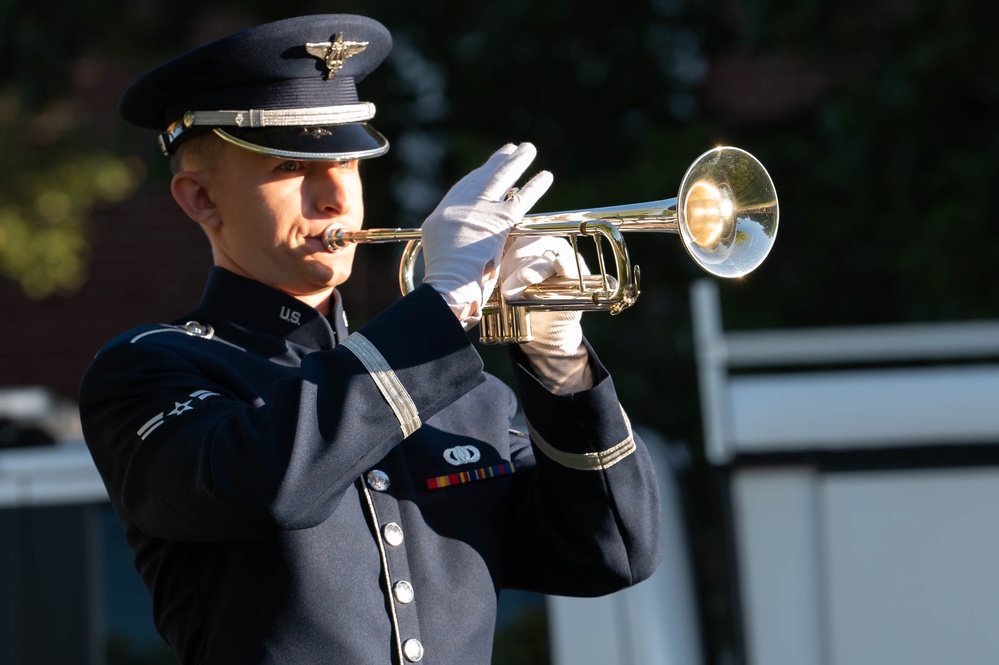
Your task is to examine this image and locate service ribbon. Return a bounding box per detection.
[426,461,517,490]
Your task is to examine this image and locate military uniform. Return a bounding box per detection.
[82,13,663,664]
[81,268,662,664]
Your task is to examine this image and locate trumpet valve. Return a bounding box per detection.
[480,296,534,345]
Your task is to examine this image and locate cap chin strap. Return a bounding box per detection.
[158,102,376,155]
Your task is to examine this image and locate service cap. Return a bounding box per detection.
[119,14,392,160]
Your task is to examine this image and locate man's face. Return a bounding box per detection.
[203,142,365,304]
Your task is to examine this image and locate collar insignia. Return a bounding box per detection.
[305,33,369,79]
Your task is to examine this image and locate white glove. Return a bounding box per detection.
[500,236,594,394]
[421,143,553,329]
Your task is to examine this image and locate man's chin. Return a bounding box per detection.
[303,253,354,285]
[271,264,349,300]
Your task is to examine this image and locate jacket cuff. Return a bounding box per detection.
[509,341,634,470]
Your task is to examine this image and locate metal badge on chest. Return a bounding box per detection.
[443,445,480,466]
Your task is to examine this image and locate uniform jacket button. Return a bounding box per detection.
[393,580,415,604]
[402,638,424,662]
[383,522,404,546]
[366,469,390,491]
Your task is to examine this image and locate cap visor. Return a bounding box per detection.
[215,123,389,160]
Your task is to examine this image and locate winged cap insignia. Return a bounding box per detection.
[305,32,369,79]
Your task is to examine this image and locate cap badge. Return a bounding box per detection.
[305,32,369,79]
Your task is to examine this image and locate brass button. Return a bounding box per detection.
[366,469,390,492]
[383,522,404,547]
[394,580,415,604]
[402,638,424,662]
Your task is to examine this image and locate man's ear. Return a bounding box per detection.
[171,171,220,229]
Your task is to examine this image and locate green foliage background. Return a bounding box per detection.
[2,0,996,661]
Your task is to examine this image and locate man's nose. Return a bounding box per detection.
[313,165,354,215]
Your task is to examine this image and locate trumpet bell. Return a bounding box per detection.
[677,146,779,278]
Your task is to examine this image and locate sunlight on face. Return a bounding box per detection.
[204,143,365,309]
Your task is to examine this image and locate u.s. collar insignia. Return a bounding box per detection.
[305,33,369,79]
[444,445,481,466]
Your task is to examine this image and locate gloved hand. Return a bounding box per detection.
[421,143,553,329]
[499,236,594,394]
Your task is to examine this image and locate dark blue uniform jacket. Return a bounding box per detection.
[79,267,663,665]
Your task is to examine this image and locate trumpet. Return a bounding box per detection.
[324,146,778,344]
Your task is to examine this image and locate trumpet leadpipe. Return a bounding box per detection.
[323,226,422,252]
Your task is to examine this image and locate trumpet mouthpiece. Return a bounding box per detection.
[323,224,347,252]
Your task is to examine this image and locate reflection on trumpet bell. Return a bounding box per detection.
[683,179,736,254]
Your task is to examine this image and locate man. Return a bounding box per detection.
[80,14,663,665]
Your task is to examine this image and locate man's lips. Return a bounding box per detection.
[303,227,357,254]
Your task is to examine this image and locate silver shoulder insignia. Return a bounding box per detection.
[183,321,214,339]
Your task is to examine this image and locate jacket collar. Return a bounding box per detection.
[195,267,349,349]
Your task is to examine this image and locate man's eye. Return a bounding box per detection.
[279,161,302,172]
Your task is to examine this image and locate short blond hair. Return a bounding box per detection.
[170,132,224,175]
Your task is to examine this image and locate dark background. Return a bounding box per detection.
[2,0,996,661]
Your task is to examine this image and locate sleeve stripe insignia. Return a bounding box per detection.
[341,332,421,438]
[426,462,517,490]
[137,413,165,440]
[526,408,637,471]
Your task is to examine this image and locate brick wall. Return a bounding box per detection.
[3,189,212,401]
